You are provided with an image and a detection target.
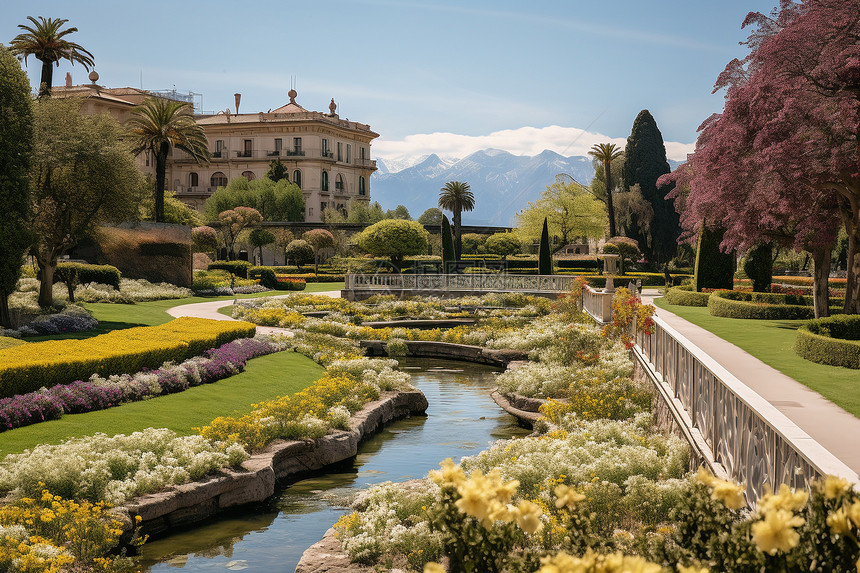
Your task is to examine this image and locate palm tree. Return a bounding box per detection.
[127,98,210,222]
[588,143,623,238]
[438,181,475,260]
[10,16,95,97]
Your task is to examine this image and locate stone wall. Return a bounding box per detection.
[360,340,528,367]
[114,389,428,538]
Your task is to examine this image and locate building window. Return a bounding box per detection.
[211,172,228,188]
[214,140,224,158]
[274,138,282,153]
[359,176,366,196]
[321,138,331,158]
[346,144,351,164]
[242,170,255,181]
[337,142,343,162]
[360,147,366,160]
[321,201,327,211]
[189,172,199,187]
[335,173,345,192]
[145,150,150,167]
[293,170,302,188]
[240,139,252,158]
[321,170,329,191]
[308,207,313,217]
[291,137,303,156]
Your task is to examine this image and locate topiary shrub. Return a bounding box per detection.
[54,263,122,303]
[664,285,711,307]
[694,226,734,292]
[208,260,253,278]
[794,315,860,368]
[707,290,842,320]
[742,243,773,292]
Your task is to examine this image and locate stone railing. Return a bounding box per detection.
[633,314,859,501]
[344,273,578,295]
[581,284,614,323]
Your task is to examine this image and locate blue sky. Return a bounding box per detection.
[2,1,777,161]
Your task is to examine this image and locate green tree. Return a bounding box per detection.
[622,110,679,266]
[204,177,304,222]
[30,98,146,307]
[346,201,385,224]
[355,219,429,271]
[266,158,289,182]
[191,226,219,255]
[588,143,623,237]
[140,188,202,226]
[0,46,34,327]
[303,228,335,274]
[516,178,605,250]
[694,225,734,292]
[385,204,412,220]
[485,233,521,260]
[460,233,486,255]
[742,243,774,293]
[285,239,313,269]
[538,218,552,275]
[248,228,275,264]
[418,207,443,226]
[127,98,209,223]
[442,214,455,273]
[272,228,295,264]
[438,181,475,259]
[218,207,262,260]
[10,16,94,98]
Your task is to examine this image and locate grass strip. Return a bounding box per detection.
[0,350,324,457]
[654,297,860,418]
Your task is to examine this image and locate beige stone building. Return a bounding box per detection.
[168,89,378,222]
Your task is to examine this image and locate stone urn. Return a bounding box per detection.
[601,254,621,292]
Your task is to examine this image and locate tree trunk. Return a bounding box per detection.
[38,60,53,97]
[453,210,462,260]
[0,292,12,329]
[845,220,860,314]
[604,158,617,237]
[38,261,56,309]
[811,245,832,319]
[155,144,169,223]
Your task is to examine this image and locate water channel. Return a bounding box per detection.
[138,358,530,572]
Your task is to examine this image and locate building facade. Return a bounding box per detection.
[168,90,378,222]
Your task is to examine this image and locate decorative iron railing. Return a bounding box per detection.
[345,273,578,293]
[633,313,858,501]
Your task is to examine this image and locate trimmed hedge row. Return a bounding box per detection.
[208,261,253,278]
[54,263,121,290]
[0,317,257,398]
[256,268,307,291]
[664,285,711,307]
[707,290,843,320]
[795,315,860,368]
[248,266,344,283]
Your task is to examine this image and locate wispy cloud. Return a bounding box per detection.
[374,125,694,162]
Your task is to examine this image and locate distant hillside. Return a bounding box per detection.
[371,149,681,226]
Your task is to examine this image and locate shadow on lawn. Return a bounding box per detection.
[26,321,146,342]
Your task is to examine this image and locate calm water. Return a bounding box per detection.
[138,358,530,572]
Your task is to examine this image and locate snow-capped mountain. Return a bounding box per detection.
[370,150,683,226]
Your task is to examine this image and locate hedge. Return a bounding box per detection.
[0,317,256,398]
[795,315,860,368]
[585,273,692,289]
[248,266,344,283]
[208,261,253,278]
[707,290,843,320]
[138,241,191,259]
[54,263,121,290]
[255,268,307,291]
[664,285,711,307]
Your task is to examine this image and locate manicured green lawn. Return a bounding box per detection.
[26,282,344,340]
[0,349,324,456]
[654,297,860,418]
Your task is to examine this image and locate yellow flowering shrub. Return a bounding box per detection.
[0,317,256,397]
[0,488,141,573]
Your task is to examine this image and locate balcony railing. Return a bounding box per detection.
[354,158,377,169]
[286,149,305,157]
[320,150,335,159]
[335,182,345,192]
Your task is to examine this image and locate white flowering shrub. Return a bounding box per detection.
[386,338,409,357]
[75,278,192,303]
[0,429,248,505]
[327,405,351,429]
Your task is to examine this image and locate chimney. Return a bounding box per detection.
[65,72,72,87]
[234,93,241,115]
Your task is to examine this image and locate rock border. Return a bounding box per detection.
[114,389,428,538]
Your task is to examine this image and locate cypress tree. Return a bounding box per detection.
[743,243,773,293]
[622,110,680,266]
[694,225,734,292]
[0,46,33,328]
[538,218,552,275]
[441,214,455,273]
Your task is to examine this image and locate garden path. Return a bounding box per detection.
[641,289,860,477]
[166,290,342,335]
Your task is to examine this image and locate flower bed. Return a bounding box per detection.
[74,277,193,303]
[0,317,256,397]
[795,315,860,369]
[0,304,98,338]
[0,336,287,432]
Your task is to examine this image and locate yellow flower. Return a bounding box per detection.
[751,509,805,555]
[694,467,716,487]
[454,475,492,520]
[847,501,860,528]
[710,481,746,510]
[823,475,853,499]
[677,566,710,573]
[826,507,852,535]
[514,499,543,534]
[424,563,445,573]
[758,484,808,514]
[554,484,586,510]
[428,458,466,487]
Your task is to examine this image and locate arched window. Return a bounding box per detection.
[242,170,256,181]
[189,172,199,188]
[359,176,366,196]
[321,170,329,192]
[293,170,302,188]
[335,173,345,192]
[211,172,228,188]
